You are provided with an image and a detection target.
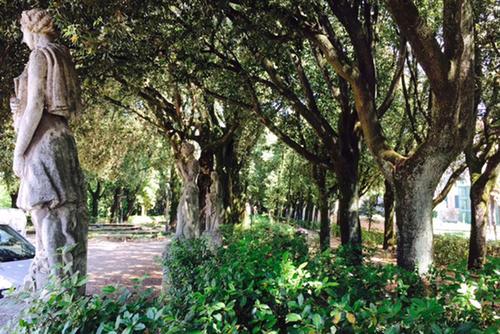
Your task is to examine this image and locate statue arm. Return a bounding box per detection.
[14,50,47,158]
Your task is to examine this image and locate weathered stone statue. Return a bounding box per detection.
[202,171,223,247]
[10,9,88,292]
[175,142,200,239]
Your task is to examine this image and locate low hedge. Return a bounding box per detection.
[4,222,499,333]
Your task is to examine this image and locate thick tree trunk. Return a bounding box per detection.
[335,98,362,262]
[467,164,499,269]
[383,180,396,249]
[468,186,488,269]
[90,194,99,220]
[216,137,245,225]
[174,142,201,239]
[393,158,445,274]
[394,184,434,274]
[337,174,362,262]
[198,147,214,232]
[123,188,137,222]
[163,181,172,232]
[168,172,180,231]
[308,203,314,223]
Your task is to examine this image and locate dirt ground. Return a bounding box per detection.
[86,238,169,295]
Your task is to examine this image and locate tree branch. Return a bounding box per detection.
[247,82,334,169]
[292,52,339,138]
[258,54,339,150]
[385,0,450,97]
[433,163,467,207]
[102,95,165,131]
[377,38,407,117]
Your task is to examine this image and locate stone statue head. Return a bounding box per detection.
[20,9,56,49]
[180,142,195,159]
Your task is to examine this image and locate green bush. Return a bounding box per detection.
[362,229,385,247]
[4,274,166,333]
[434,234,500,266]
[161,222,498,333]
[5,222,499,333]
[358,229,500,267]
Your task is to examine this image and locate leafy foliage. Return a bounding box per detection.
[4,274,164,334]
[434,235,500,267]
[5,223,499,333]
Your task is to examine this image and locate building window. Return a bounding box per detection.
[456,186,471,224]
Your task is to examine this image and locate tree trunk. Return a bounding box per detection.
[109,186,122,224]
[383,180,396,249]
[163,181,172,232]
[394,185,433,274]
[311,206,316,226]
[468,186,488,269]
[169,171,180,231]
[89,181,101,221]
[10,190,18,208]
[337,174,362,263]
[467,163,499,269]
[313,165,330,251]
[216,137,245,225]
[123,188,137,222]
[393,157,446,274]
[296,200,303,220]
[198,147,214,232]
[335,99,362,262]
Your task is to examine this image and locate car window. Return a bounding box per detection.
[0,225,35,262]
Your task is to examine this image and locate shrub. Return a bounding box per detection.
[362,229,385,247]
[434,234,500,266]
[5,222,499,333]
[4,274,166,334]
[161,222,499,333]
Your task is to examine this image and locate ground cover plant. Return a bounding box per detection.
[4,222,498,333]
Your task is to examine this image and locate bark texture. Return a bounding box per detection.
[337,174,362,262]
[383,180,396,250]
[313,165,330,251]
[467,151,500,269]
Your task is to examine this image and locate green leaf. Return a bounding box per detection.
[96,323,105,334]
[297,293,304,306]
[134,323,146,330]
[146,307,156,319]
[285,313,302,323]
[114,315,121,330]
[102,285,116,294]
[312,313,322,328]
